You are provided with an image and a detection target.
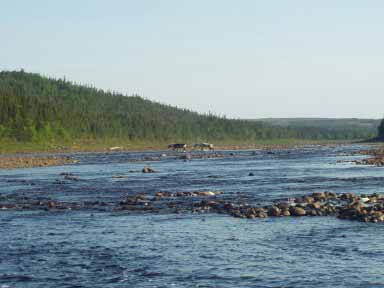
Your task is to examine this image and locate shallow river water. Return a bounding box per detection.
[0,145,384,288]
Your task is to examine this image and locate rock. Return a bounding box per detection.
[135,194,147,200]
[360,197,370,203]
[248,172,254,176]
[289,206,306,216]
[254,208,268,218]
[309,202,322,209]
[340,192,356,200]
[179,154,192,160]
[277,202,290,210]
[60,172,75,176]
[196,191,217,196]
[281,209,291,216]
[257,212,268,218]
[12,189,384,224]
[155,192,165,198]
[307,209,317,216]
[64,175,81,181]
[109,146,122,151]
[47,201,56,208]
[207,201,219,208]
[268,206,281,216]
[142,167,157,173]
[303,196,315,204]
[325,191,337,198]
[347,201,364,210]
[312,192,326,201]
[316,210,324,216]
[223,203,234,210]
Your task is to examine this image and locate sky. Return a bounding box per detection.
[1,0,384,119]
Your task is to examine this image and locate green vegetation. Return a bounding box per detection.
[377,119,384,140]
[258,118,379,140]
[0,70,375,152]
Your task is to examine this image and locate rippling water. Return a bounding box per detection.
[1,145,384,288]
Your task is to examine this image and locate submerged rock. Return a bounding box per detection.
[64,175,81,181]
[142,166,157,173]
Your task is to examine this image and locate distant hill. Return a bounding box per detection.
[257,118,380,140]
[0,70,378,145]
[377,119,384,140]
[258,118,380,129]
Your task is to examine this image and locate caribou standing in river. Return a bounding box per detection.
[168,143,187,151]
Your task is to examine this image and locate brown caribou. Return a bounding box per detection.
[168,143,187,151]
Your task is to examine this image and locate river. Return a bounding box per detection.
[0,144,383,288]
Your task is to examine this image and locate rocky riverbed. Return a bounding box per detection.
[2,189,384,223]
[118,191,384,223]
[2,144,384,288]
[347,146,384,166]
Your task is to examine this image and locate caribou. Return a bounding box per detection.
[168,143,187,151]
[193,143,214,151]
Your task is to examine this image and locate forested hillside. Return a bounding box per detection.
[259,118,380,140]
[0,71,293,143]
[0,71,375,145]
[377,119,384,140]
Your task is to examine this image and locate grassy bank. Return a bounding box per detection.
[0,138,358,154]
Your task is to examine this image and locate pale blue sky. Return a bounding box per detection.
[1,0,384,118]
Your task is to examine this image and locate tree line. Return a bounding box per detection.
[0,70,377,144]
[378,119,384,140]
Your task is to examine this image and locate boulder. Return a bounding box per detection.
[312,192,326,201]
[196,191,217,196]
[277,202,290,210]
[289,206,306,216]
[303,196,315,204]
[268,206,281,217]
[281,209,291,216]
[309,202,322,209]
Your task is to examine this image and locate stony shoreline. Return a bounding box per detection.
[0,143,338,168]
[1,140,353,154]
[0,156,78,169]
[1,141,378,169]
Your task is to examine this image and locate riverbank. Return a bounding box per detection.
[0,138,357,154]
[0,156,78,169]
[0,138,377,169]
[0,139,359,169]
